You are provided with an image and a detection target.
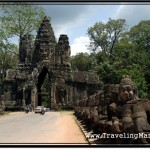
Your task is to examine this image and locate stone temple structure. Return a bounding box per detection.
[0,16,102,111]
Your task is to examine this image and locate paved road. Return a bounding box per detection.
[0,111,88,145]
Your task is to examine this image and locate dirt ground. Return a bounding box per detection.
[50,111,88,144]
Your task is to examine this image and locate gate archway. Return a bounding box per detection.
[37,67,52,109]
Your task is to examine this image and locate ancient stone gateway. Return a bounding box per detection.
[1,16,102,111]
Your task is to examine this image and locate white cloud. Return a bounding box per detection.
[53,12,90,42]
[70,36,90,56]
[52,20,81,40]
[43,5,91,40]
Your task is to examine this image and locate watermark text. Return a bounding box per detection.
[86,133,150,139]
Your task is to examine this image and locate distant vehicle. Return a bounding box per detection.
[34,106,46,113]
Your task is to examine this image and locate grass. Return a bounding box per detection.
[3,111,12,115]
[0,111,16,117]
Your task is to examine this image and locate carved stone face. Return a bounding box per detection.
[119,84,134,102]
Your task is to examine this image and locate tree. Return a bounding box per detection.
[128,20,150,84]
[86,19,149,98]
[0,2,47,39]
[71,53,91,71]
[87,18,127,57]
[0,3,47,81]
[129,20,150,51]
[0,28,19,82]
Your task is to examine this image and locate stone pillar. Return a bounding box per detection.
[37,88,42,106]
[69,86,73,104]
[73,84,79,102]
[35,92,38,108]
[65,91,69,105]
[83,85,88,99]
[47,82,51,109]
[22,88,26,108]
[51,84,57,109]
[31,87,37,109]
[3,82,16,108]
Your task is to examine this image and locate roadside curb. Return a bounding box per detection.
[74,114,97,145]
[74,115,90,144]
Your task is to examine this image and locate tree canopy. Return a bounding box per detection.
[72,19,150,99]
[87,18,127,57]
[0,3,48,81]
[0,2,47,39]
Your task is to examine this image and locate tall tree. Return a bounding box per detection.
[0,29,18,81]
[129,20,150,51]
[125,20,150,83]
[0,2,47,39]
[87,18,127,57]
[86,19,149,98]
[0,3,47,81]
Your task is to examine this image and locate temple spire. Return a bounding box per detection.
[33,16,56,65]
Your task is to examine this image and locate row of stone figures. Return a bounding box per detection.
[0,100,5,115]
[74,76,150,144]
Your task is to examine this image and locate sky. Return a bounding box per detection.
[9,2,150,56]
[40,3,150,56]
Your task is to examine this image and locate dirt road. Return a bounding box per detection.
[0,111,88,145]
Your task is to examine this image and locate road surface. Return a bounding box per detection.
[0,111,88,145]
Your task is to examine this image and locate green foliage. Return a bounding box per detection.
[115,66,147,98]
[71,52,91,71]
[0,2,47,38]
[0,29,19,81]
[71,19,150,99]
[127,20,150,84]
[129,20,150,51]
[0,44,18,68]
[83,19,150,99]
[87,18,127,56]
[0,3,48,81]
[128,68,147,98]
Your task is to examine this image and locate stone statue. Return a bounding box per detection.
[0,100,5,115]
[62,46,71,67]
[56,34,71,67]
[110,76,150,144]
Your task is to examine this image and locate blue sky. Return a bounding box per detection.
[41,3,150,56]
[42,4,120,55]
[9,3,150,56]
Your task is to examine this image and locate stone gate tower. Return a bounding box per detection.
[1,16,102,111]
